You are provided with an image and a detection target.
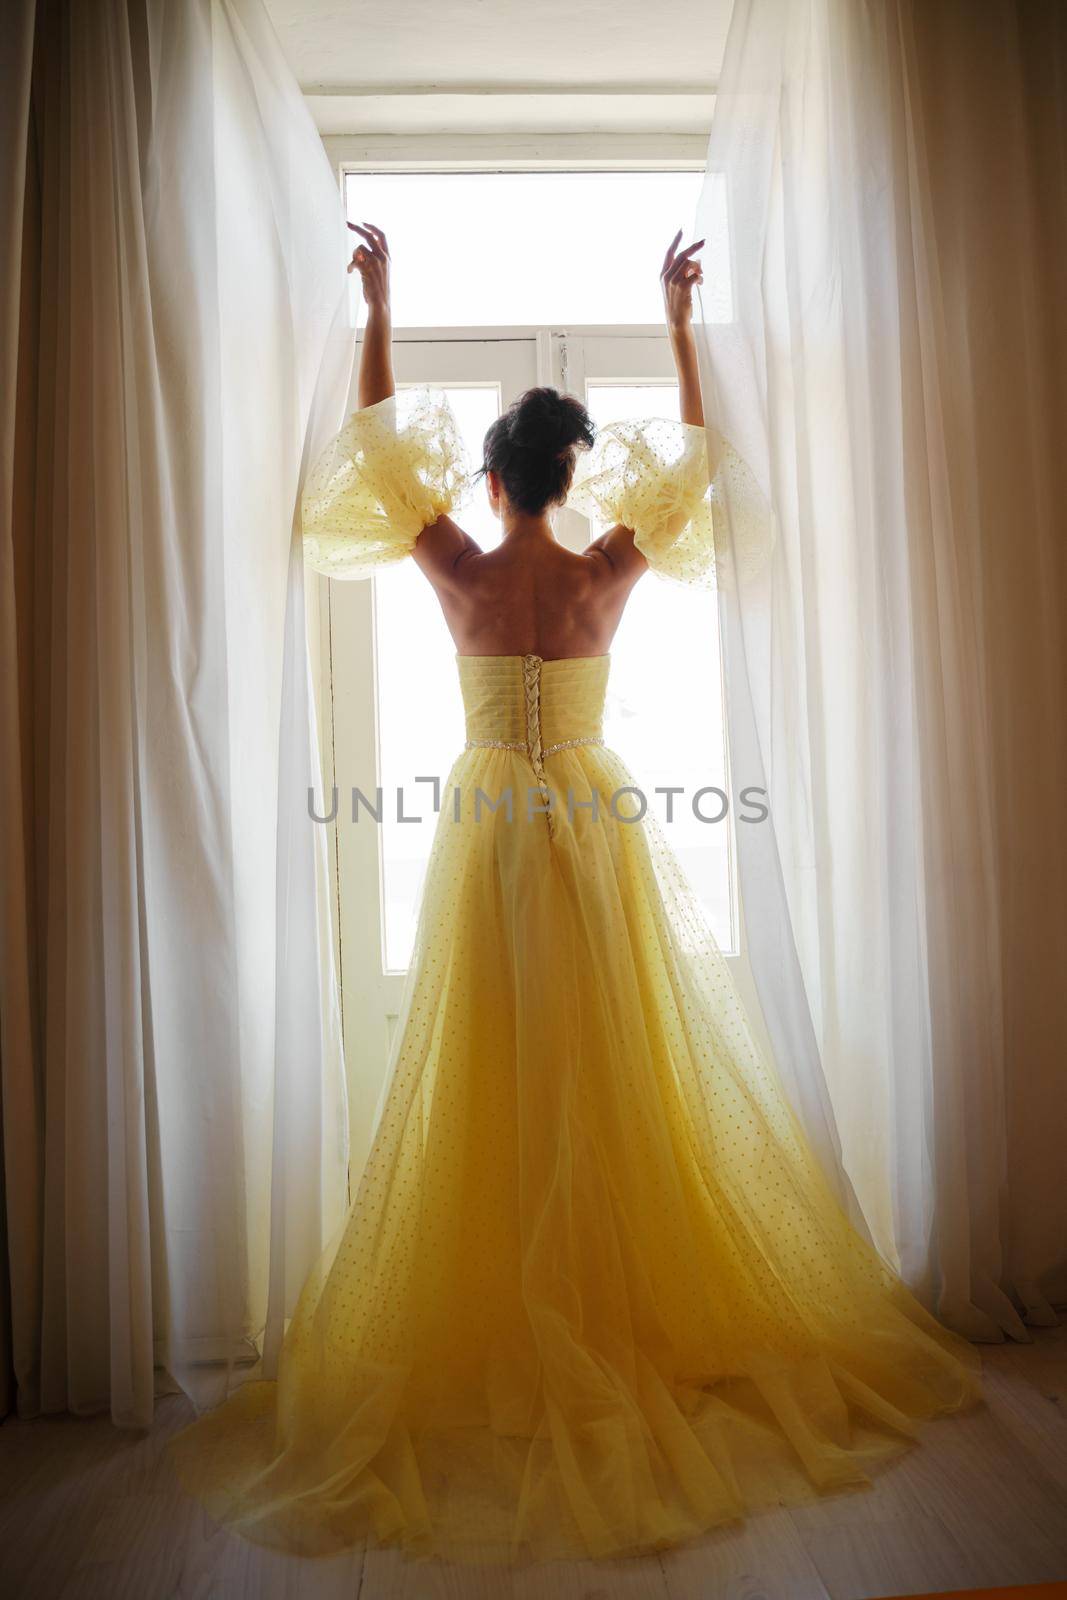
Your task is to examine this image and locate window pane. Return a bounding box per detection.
[375,384,501,971]
[585,382,736,953]
[344,171,729,327]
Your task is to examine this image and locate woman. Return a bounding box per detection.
[169,224,982,1563]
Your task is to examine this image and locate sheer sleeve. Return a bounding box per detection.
[568,417,714,587]
[301,386,470,579]
[567,417,772,588]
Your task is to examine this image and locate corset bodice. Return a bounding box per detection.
[457,654,609,760]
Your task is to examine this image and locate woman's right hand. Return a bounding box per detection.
[348,221,391,314]
[661,230,704,334]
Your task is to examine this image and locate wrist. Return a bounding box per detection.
[667,318,694,344]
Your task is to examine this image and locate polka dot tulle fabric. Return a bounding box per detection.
[566,414,776,588]
[168,392,981,1563]
[568,413,720,586]
[301,387,471,578]
[299,386,773,587]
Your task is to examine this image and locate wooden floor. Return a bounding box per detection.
[1,1324,1066,1600]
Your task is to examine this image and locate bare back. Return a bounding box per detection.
[411,513,646,660]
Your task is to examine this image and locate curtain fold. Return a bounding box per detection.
[0,0,352,1425]
[697,0,1066,1339]
[0,0,41,1426]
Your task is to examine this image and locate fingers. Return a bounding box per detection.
[661,228,683,275]
[347,220,390,258]
[661,233,705,287]
[661,235,704,319]
[347,222,381,255]
[346,216,393,293]
[665,239,705,281]
[360,220,390,255]
[665,259,705,294]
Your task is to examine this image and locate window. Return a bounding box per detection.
[343,170,732,326]
[320,166,735,1111]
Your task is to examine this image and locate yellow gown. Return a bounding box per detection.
[167,387,982,1562]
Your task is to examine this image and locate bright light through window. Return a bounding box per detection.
[375,385,501,972]
[586,383,735,953]
[344,170,729,326]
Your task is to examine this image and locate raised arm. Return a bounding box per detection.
[582,230,707,584]
[348,221,395,408]
[347,218,479,586]
[661,228,705,428]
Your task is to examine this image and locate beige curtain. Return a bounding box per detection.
[698,0,1066,1340]
[899,0,1067,1318]
[0,0,39,1423]
[0,0,352,1424]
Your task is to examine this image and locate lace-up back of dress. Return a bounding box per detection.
[457,653,609,757]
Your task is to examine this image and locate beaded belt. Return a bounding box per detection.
[463,735,605,759]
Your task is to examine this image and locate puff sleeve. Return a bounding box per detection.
[301,386,470,579]
[567,417,772,588]
[568,417,714,587]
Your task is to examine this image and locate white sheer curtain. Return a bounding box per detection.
[1,0,352,1424]
[697,0,1066,1340]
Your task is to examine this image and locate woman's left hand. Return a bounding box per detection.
[661,230,705,333]
[348,221,391,313]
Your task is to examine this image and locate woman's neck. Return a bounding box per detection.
[500,511,556,544]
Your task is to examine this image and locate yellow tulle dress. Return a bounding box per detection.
[167,387,982,1563]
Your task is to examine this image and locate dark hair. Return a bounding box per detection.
[474,387,595,515]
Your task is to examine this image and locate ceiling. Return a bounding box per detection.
[263,0,732,136]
